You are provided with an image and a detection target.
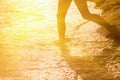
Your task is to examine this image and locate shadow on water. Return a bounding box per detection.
[58,41,120,80]
[98,41,120,79]
[93,40,120,63]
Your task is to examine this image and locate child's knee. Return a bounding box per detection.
[82,13,97,20]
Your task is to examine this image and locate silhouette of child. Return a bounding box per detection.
[57,0,119,43]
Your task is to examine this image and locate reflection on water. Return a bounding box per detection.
[58,40,120,80]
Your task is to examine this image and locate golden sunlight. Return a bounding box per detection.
[0,0,58,46]
[0,0,58,78]
[1,0,117,80]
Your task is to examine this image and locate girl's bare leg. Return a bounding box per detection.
[74,0,119,36]
[57,0,72,43]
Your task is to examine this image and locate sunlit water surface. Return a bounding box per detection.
[0,0,119,80]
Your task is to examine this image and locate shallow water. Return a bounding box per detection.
[0,0,120,80]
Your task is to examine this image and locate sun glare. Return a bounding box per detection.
[0,0,57,45]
